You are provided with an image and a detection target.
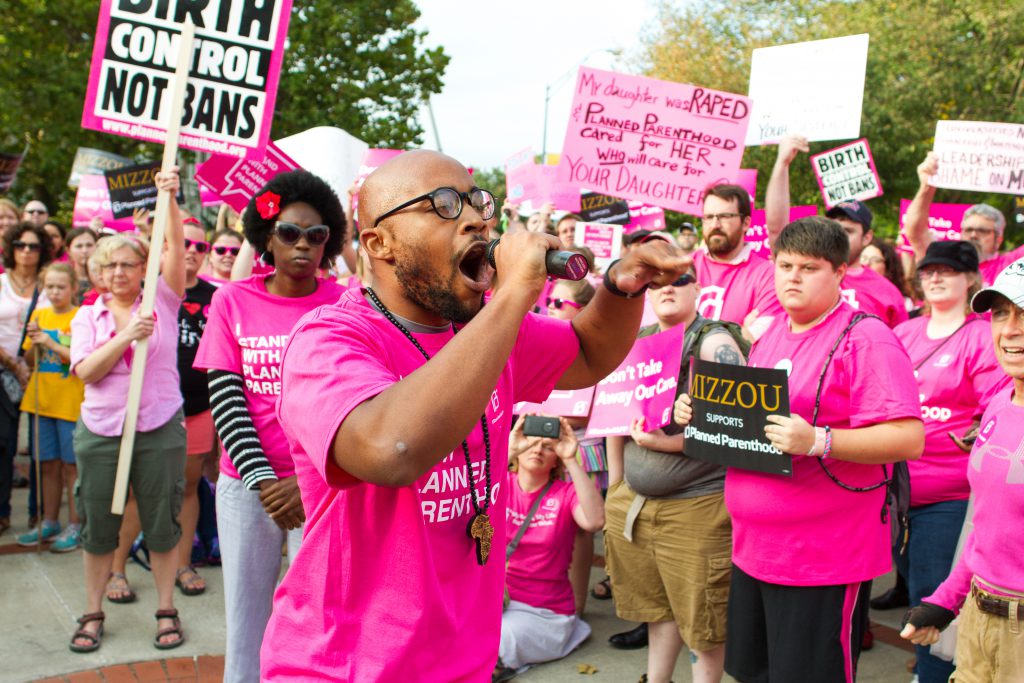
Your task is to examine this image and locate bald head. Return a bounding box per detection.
[359,150,473,232]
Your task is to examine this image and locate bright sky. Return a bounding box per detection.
[413,0,660,171]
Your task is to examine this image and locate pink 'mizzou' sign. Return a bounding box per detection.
[194,141,300,213]
[585,326,685,438]
[515,387,596,418]
[745,206,818,255]
[72,174,137,231]
[896,200,970,254]
[559,67,751,215]
[810,139,883,209]
[81,0,293,160]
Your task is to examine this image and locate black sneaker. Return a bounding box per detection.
[870,586,909,610]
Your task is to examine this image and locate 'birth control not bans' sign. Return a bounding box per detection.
[82,0,292,159]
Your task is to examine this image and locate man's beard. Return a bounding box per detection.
[706,230,740,256]
[394,248,482,324]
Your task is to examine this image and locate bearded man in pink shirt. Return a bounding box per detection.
[260,150,689,682]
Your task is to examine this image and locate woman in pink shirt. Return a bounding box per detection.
[193,170,347,683]
[902,257,1024,681]
[498,414,605,680]
[67,169,186,653]
[893,240,1008,683]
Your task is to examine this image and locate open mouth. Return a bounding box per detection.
[458,241,493,292]
[1001,345,1024,357]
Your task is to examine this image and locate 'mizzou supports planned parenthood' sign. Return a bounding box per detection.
[82,0,292,159]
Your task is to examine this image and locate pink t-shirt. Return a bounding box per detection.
[505,473,580,616]
[70,278,184,436]
[927,388,1024,611]
[261,289,579,682]
[979,244,1024,286]
[193,275,345,480]
[895,316,1010,506]
[841,265,909,328]
[729,302,921,586]
[693,246,782,326]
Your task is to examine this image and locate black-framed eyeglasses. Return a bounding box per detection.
[373,187,496,227]
[546,297,582,310]
[184,238,210,253]
[13,240,41,252]
[213,245,241,256]
[670,273,696,287]
[273,222,330,246]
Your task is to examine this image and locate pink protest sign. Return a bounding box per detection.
[623,201,666,234]
[810,139,883,209]
[515,387,596,418]
[745,206,818,255]
[559,67,751,215]
[736,169,758,202]
[81,0,293,160]
[72,174,137,231]
[896,199,970,254]
[585,326,685,438]
[506,147,539,204]
[198,183,222,206]
[352,148,404,217]
[575,222,623,270]
[536,165,581,212]
[194,141,300,212]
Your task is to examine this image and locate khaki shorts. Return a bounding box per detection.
[74,411,187,554]
[604,480,732,651]
[950,583,1024,683]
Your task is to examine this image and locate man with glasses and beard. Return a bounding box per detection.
[693,184,782,338]
[260,150,689,681]
[904,151,1022,286]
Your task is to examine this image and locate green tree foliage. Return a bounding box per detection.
[637,0,1024,235]
[0,0,447,215]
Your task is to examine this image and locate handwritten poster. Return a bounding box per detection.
[559,67,751,215]
[746,34,869,146]
[931,121,1024,194]
[810,139,883,208]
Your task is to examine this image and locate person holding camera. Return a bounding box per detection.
[260,150,689,681]
[496,414,605,680]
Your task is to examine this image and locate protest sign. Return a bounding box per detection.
[104,161,185,218]
[276,126,369,211]
[195,140,299,212]
[352,148,404,218]
[810,139,883,208]
[515,387,597,418]
[579,192,631,225]
[73,174,138,231]
[198,183,222,206]
[745,205,818,255]
[0,149,25,193]
[575,221,623,270]
[68,147,132,188]
[624,201,666,234]
[82,0,292,159]
[684,359,792,476]
[536,164,581,211]
[896,200,970,254]
[506,147,539,204]
[745,34,869,146]
[506,149,580,211]
[559,67,751,215]
[931,120,1024,194]
[586,326,685,438]
[736,168,758,202]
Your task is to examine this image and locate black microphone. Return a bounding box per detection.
[485,239,589,281]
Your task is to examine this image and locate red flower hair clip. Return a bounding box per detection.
[255,191,282,220]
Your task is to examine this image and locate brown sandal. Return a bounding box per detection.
[175,565,206,596]
[69,611,105,653]
[154,608,185,650]
[105,572,136,604]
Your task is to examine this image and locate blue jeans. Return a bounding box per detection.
[907,499,968,683]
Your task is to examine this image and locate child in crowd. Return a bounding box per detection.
[16,263,84,551]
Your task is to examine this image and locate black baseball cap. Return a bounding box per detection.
[917,240,980,273]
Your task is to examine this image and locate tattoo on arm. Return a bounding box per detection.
[713,343,742,366]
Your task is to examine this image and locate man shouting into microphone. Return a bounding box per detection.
[260,151,687,681]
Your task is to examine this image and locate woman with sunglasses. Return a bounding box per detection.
[194,169,346,683]
[0,222,53,534]
[892,241,1008,683]
[204,229,243,286]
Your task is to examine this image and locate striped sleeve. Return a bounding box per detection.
[208,370,277,490]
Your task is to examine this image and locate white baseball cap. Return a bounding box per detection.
[972,257,1024,312]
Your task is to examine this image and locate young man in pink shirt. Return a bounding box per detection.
[676,216,924,683]
[765,137,908,327]
[903,151,1022,286]
[260,150,689,682]
[902,257,1024,681]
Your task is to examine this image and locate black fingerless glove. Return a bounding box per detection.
[902,601,956,631]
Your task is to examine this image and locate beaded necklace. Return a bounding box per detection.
[365,287,494,565]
